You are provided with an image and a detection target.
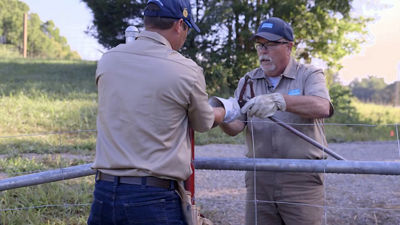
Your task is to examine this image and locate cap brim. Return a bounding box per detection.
[251,32,282,41]
[187,20,200,33]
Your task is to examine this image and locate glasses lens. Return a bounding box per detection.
[255,41,288,50]
[255,43,263,50]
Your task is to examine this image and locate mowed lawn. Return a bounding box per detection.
[1,57,399,152]
[0,57,399,224]
[0,58,98,155]
[0,57,241,224]
[0,58,98,224]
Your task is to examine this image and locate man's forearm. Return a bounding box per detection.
[212,107,225,128]
[220,119,245,136]
[283,95,332,118]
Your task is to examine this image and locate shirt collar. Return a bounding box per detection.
[251,68,266,79]
[281,57,297,79]
[137,30,172,49]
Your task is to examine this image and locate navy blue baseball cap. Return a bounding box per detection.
[144,0,200,33]
[252,17,294,41]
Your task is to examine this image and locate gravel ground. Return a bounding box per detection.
[194,141,400,225]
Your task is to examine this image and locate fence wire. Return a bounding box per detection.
[1,121,400,225]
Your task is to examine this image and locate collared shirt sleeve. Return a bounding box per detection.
[303,68,330,101]
[188,72,214,132]
[303,68,334,116]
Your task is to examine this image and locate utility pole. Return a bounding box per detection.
[23,13,28,58]
[396,63,400,107]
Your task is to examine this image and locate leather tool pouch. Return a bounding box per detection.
[176,182,213,225]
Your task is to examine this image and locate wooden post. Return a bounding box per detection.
[395,64,400,107]
[395,81,399,107]
[23,13,28,58]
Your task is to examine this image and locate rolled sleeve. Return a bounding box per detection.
[304,70,330,101]
[304,70,334,117]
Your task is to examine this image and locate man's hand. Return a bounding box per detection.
[241,93,286,118]
[209,97,241,123]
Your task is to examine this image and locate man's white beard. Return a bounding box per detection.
[260,63,276,73]
[259,55,275,73]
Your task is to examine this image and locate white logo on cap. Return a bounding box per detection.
[261,23,273,29]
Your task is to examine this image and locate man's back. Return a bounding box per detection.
[93,30,214,181]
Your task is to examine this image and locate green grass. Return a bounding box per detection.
[353,100,400,124]
[195,127,245,145]
[0,58,97,154]
[0,178,93,225]
[0,57,242,154]
[0,44,21,59]
[0,155,90,175]
[325,100,400,142]
[0,154,94,225]
[0,57,399,223]
[1,57,399,150]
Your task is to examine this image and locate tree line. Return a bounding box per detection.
[349,76,400,105]
[83,0,379,122]
[83,0,372,93]
[0,0,80,59]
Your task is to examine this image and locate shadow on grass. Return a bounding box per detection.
[0,60,97,100]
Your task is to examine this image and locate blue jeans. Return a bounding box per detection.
[87,179,187,225]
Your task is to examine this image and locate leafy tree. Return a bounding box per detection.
[27,14,80,59]
[386,81,400,106]
[0,0,29,47]
[350,77,400,105]
[83,0,371,95]
[82,0,147,49]
[324,70,360,123]
[349,76,386,102]
[0,0,80,59]
[327,83,360,124]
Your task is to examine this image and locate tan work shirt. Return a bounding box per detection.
[235,57,332,160]
[238,58,333,225]
[92,30,214,181]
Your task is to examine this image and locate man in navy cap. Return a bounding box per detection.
[87,0,225,224]
[219,17,334,225]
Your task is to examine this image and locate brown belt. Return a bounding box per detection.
[97,172,177,189]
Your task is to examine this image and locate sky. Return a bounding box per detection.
[339,0,400,85]
[20,0,106,61]
[20,0,400,85]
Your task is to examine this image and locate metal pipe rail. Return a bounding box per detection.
[1,158,400,191]
[269,116,346,160]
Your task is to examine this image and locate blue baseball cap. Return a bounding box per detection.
[252,17,294,41]
[144,0,200,33]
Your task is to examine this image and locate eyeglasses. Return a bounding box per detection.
[254,41,289,51]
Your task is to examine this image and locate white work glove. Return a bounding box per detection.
[240,93,286,119]
[208,96,241,123]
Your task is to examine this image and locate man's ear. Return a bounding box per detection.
[174,19,185,33]
[286,42,294,54]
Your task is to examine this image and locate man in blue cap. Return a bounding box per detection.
[87,0,225,224]
[219,17,334,225]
